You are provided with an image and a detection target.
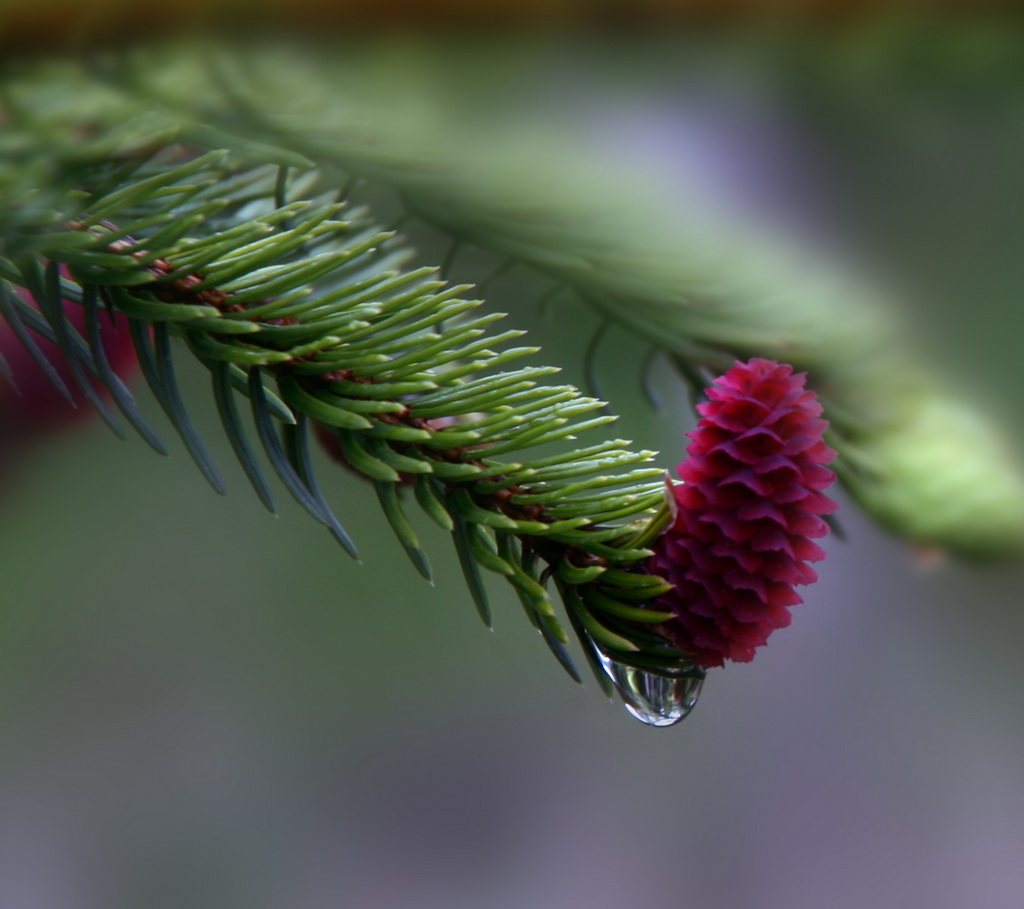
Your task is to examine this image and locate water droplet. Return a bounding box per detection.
[596,650,704,727]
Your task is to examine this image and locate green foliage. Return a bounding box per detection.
[0,127,697,691]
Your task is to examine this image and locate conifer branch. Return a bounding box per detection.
[0,138,700,695]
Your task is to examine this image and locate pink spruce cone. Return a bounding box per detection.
[650,358,839,668]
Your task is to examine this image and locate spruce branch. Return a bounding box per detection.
[1,136,702,700]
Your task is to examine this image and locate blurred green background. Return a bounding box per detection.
[2,21,1024,909]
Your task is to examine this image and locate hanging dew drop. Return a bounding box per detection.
[595,649,705,727]
[619,668,703,727]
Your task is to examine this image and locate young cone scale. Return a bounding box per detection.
[650,359,838,668]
